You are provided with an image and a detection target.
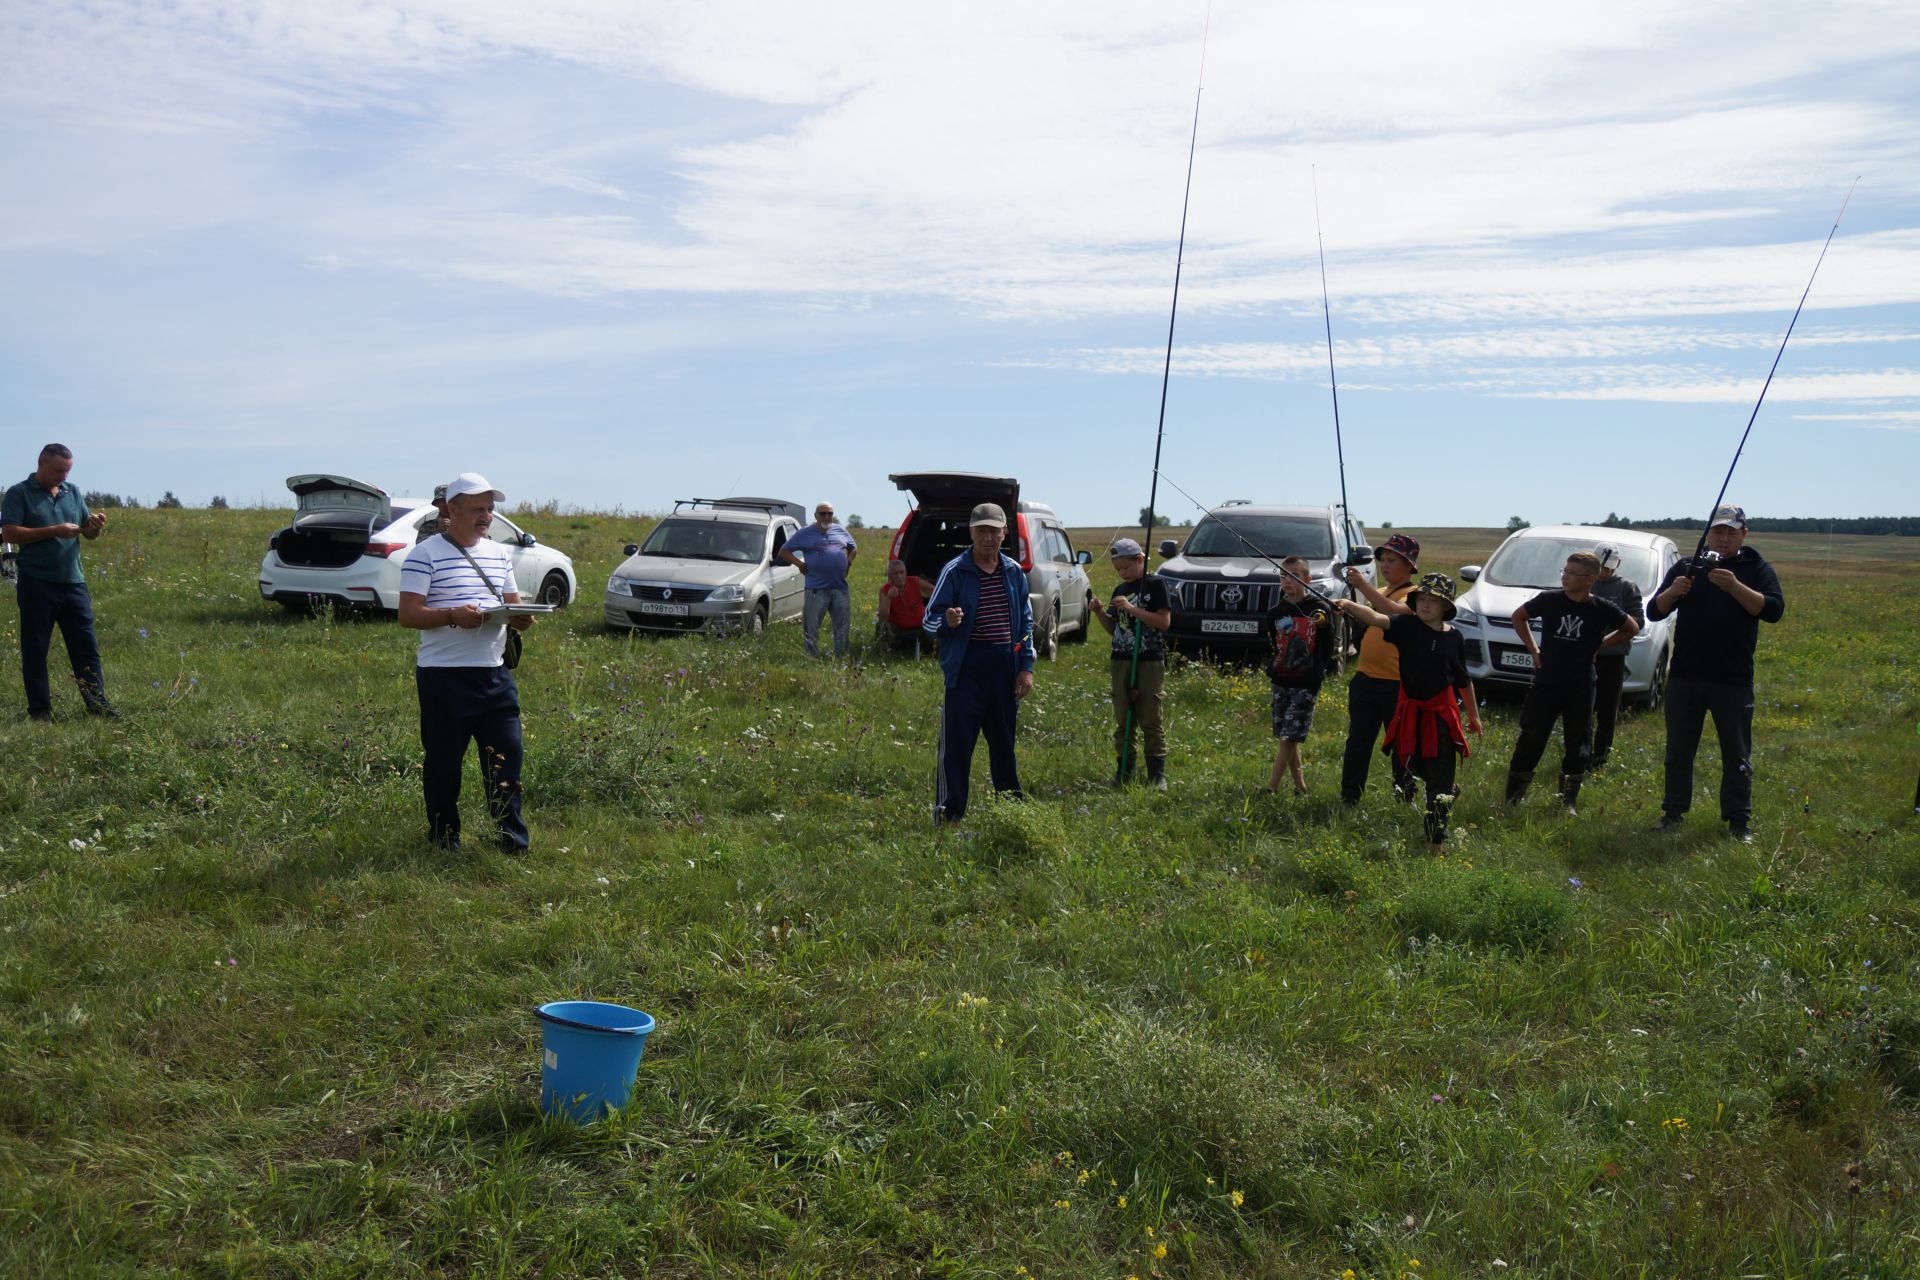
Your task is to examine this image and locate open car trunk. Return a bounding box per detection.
[274,475,393,568]
[889,471,1022,581]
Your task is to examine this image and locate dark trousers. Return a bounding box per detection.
[1592,653,1627,763]
[936,644,1022,821]
[1411,744,1460,844]
[1342,673,1412,802]
[417,665,527,850]
[1509,679,1596,778]
[1662,675,1755,824]
[17,575,107,715]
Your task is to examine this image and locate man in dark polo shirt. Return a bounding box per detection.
[1,443,113,720]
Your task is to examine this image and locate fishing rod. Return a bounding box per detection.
[1152,468,1343,615]
[1117,12,1209,786]
[1689,178,1858,567]
[1311,167,1356,597]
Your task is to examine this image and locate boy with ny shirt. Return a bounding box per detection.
[1338,573,1482,852]
[1503,550,1639,813]
[1263,555,1339,794]
[1087,538,1173,789]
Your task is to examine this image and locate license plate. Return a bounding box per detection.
[636,601,690,617]
[1200,619,1258,635]
[1498,650,1535,669]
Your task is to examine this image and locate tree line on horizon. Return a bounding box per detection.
[1593,512,1920,536]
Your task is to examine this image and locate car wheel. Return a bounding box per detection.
[538,571,570,607]
[1646,645,1670,709]
[1062,592,1093,643]
[749,601,768,634]
[1036,605,1059,661]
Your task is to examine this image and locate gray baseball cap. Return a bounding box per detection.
[968,502,1007,528]
[1710,503,1747,530]
[1108,537,1144,558]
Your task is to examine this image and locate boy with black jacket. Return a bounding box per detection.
[1338,573,1482,851]
[1263,555,1338,793]
[1503,550,1639,813]
[1645,504,1785,843]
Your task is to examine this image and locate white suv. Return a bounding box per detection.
[1454,525,1678,706]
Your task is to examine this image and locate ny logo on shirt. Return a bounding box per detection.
[1554,615,1584,640]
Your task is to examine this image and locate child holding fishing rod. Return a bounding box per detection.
[1337,574,1482,852]
[1263,556,1339,794]
[1088,538,1173,789]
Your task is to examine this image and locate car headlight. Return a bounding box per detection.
[1453,607,1480,627]
[606,576,625,592]
[707,584,745,602]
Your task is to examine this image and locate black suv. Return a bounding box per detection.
[1154,503,1373,660]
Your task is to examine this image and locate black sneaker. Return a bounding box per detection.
[1654,813,1685,833]
[1728,823,1754,845]
[27,709,52,723]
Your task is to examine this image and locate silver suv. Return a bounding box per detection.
[1155,503,1373,660]
[603,497,805,635]
[887,471,1095,660]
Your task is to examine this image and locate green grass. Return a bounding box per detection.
[1,508,1917,1278]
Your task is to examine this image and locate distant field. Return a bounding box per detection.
[1,509,1917,1277]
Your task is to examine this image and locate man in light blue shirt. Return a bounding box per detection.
[1,443,112,720]
[777,500,859,657]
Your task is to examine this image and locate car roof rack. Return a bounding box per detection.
[671,497,804,520]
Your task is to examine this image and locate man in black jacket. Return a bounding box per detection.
[1645,505,1785,843]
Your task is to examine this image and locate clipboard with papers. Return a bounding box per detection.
[479,603,558,622]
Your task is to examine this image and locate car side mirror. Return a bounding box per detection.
[623,544,639,556]
[1158,539,1179,559]
[1346,545,1374,566]
[520,533,536,548]
[1459,564,1481,583]
[1075,550,1092,566]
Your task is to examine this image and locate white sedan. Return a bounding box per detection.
[258,474,576,613]
[1453,524,1679,707]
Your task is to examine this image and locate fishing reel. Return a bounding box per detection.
[1679,548,1725,580]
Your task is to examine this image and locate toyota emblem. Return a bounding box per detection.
[1220,586,1243,606]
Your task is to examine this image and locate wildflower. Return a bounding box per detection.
[1116,1195,1127,1209]
[1015,1269,1028,1277]
[1567,877,1583,890]
[1053,1198,1070,1209]
[1144,1225,1154,1238]
[1230,1189,1244,1207]
[1152,1243,1167,1260]
[138,628,149,639]
[1076,1169,1090,1185]
[1662,1116,1689,1131]
[1343,1271,1358,1280]
[1205,1176,1215,1186]
[1409,1263,1421,1271]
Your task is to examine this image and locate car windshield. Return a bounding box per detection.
[1184,514,1334,560]
[1485,536,1656,590]
[640,519,763,563]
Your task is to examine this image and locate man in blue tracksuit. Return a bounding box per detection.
[923,502,1035,822]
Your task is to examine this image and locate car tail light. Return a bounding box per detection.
[267,533,278,550]
[889,515,909,564]
[1014,513,1033,572]
[363,541,410,558]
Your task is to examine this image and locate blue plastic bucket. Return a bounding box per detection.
[535,1001,656,1123]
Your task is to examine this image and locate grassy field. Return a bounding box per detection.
[2,508,1917,1278]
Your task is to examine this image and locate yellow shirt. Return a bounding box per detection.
[1355,581,1416,680]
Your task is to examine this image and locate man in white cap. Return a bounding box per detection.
[1644,504,1785,843]
[922,502,1035,822]
[397,472,539,852]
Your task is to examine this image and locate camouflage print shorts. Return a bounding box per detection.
[1270,684,1319,742]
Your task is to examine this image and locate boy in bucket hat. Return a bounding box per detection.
[1088,537,1173,788]
[1338,572,1482,851]
[1340,532,1422,804]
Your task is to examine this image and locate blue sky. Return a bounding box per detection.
[4,1,1917,529]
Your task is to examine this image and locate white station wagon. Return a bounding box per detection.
[258,474,577,613]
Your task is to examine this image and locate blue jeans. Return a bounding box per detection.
[802,585,851,657]
[416,665,527,850]
[16,575,108,715]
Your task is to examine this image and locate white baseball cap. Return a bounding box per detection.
[445,472,505,503]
